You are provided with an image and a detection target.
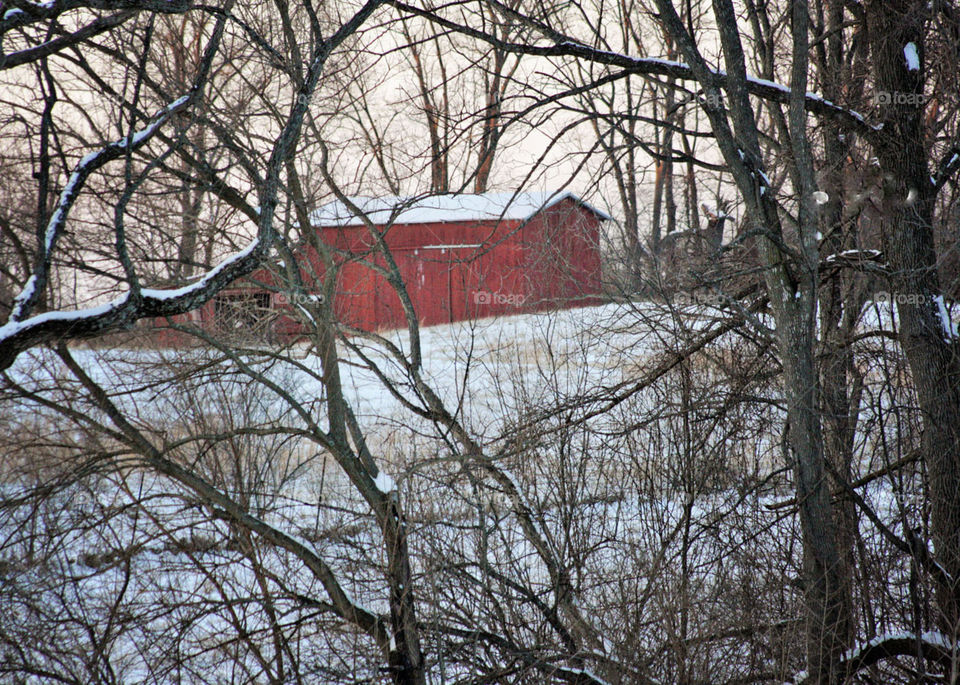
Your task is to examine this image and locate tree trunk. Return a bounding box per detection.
[814,0,860,653]
[866,0,960,631]
[774,269,852,683]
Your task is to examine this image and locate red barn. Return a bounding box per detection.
[159,191,607,342]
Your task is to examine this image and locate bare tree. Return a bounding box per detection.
[380,0,960,680]
[4,1,960,684]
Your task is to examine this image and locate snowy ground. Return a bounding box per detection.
[1,298,950,683]
[4,300,729,445]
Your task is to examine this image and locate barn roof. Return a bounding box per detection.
[308,191,611,227]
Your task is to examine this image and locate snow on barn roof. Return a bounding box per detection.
[308,191,611,227]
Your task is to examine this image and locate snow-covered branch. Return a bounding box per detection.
[0,235,270,371]
[788,631,957,684]
[386,0,877,138]
[0,10,133,70]
[934,148,960,191]
[7,94,192,325]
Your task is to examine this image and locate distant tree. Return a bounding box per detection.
[386,0,960,681]
[4,1,960,684]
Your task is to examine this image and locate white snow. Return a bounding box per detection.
[558,667,612,685]
[788,630,956,682]
[373,470,396,494]
[932,295,958,340]
[904,42,920,71]
[141,237,261,301]
[4,299,953,682]
[556,40,687,72]
[842,630,955,662]
[295,303,316,325]
[824,249,883,262]
[8,274,38,321]
[751,76,872,125]
[813,191,829,205]
[919,630,955,649]
[309,191,611,227]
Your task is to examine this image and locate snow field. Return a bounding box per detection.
[2,298,952,682]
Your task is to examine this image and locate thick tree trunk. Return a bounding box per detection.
[866,0,960,631]
[773,272,853,683]
[649,0,856,675]
[815,0,860,653]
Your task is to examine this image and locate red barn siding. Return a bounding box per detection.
[148,193,605,342]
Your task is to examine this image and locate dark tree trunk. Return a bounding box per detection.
[648,0,855,677]
[813,0,860,654]
[866,0,960,631]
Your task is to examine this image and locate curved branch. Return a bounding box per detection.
[0,11,134,70]
[789,632,957,684]
[385,0,878,139]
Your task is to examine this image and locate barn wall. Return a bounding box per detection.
[149,200,604,343]
[521,198,602,309]
[315,217,533,330]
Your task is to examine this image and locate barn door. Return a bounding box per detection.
[450,247,482,322]
[412,245,481,325]
[413,247,453,326]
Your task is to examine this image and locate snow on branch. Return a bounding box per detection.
[2,0,192,22]
[933,148,960,191]
[821,249,886,273]
[933,295,959,341]
[903,42,920,72]
[550,665,614,685]
[0,0,193,43]
[555,39,878,136]
[8,94,192,324]
[0,235,268,371]
[0,10,133,70]
[787,631,957,684]
[386,0,878,138]
[372,468,397,495]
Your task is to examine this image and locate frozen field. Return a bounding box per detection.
[0,298,944,683]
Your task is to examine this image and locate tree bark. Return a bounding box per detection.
[649,1,854,678]
[813,0,861,655]
[866,0,960,632]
